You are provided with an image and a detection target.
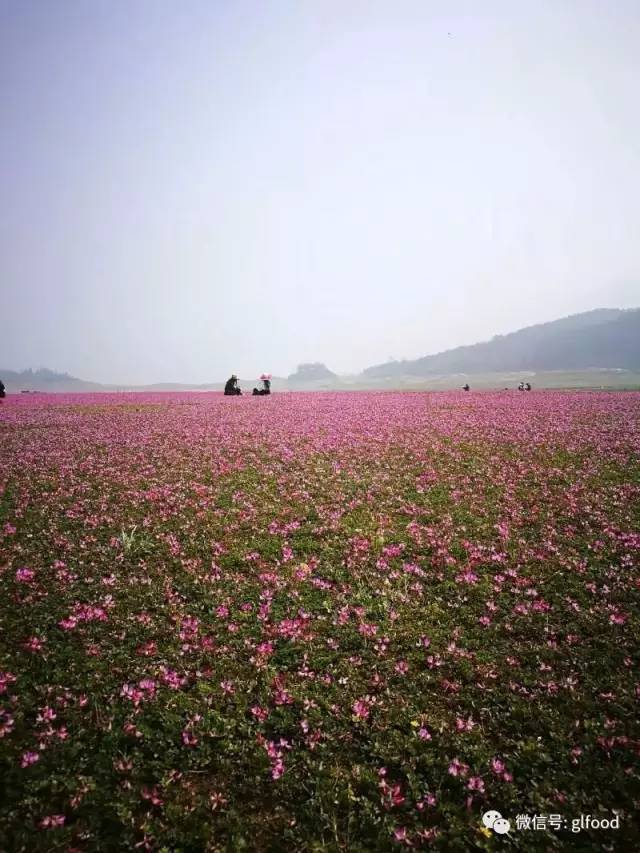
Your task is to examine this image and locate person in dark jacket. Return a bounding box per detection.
[224,375,242,395]
[0,379,5,399]
[462,383,470,392]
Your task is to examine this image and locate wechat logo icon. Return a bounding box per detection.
[483,810,511,835]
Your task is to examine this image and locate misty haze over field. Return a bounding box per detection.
[2,1,640,384]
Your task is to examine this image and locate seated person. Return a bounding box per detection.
[224,375,242,395]
[253,374,272,395]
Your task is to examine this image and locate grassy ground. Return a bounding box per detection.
[1,390,639,851]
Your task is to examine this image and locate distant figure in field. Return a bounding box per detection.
[224,375,242,396]
[0,379,5,399]
[253,373,272,395]
[525,382,532,391]
[518,382,525,391]
[462,383,470,392]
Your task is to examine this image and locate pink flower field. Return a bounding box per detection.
[1,390,639,851]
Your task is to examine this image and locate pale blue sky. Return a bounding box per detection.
[1,0,639,383]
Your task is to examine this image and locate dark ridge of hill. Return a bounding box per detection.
[0,368,213,393]
[0,368,105,392]
[288,362,337,382]
[362,308,640,377]
[4,308,639,391]
[0,368,288,393]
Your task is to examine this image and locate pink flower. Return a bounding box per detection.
[381,783,405,808]
[467,776,485,792]
[21,751,40,767]
[352,698,371,720]
[456,569,478,585]
[120,683,144,705]
[160,668,186,690]
[416,793,437,810]
[455,716,476,732]
[490,756,513,781]
[0,710,15,738]
[250,705,269,721]
[137,641,157,657]
[209,791,228,809]
[273,687,293,705]
[182,730,198,747]
[0,671,16,694]
[37,706,56,722]
[39,814,65,829]
[16,567,36,583]
[448,757,469,777]
[141,786,163,806]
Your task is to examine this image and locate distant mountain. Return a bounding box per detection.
[362,308,640,378]
[4,308,640,394]
[288,362,337,382]
[0,368,288,394]
[0,368,105,393]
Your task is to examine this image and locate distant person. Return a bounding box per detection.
[525,382,532,391]
[253,373,272,396]
[518,382,525,391]
[0,379,5,399]
[462,383,470,392]
[224,375,242,396]
[254,374,271,395]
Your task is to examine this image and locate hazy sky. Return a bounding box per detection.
[2,0,640,384]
